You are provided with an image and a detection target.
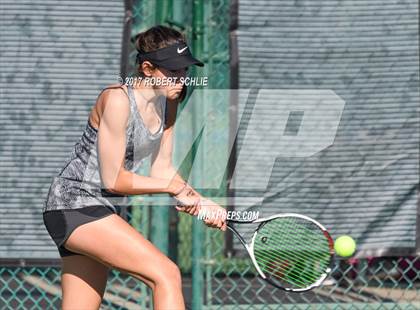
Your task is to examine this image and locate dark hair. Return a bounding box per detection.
[134,25,186,54]
[133,25,188,101]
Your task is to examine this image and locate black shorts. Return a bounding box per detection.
[43,205,122,257]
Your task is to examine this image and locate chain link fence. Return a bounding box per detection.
[0,266,153,309]
[202,246,420,308]
[1,257,419,308]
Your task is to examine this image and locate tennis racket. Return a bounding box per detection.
[227,213,334,292]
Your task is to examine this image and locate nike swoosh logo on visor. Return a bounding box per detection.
[177,46,188,54]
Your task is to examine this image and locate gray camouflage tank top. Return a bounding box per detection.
[43,85,167,213]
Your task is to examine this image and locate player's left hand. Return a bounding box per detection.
[174,184,201,216]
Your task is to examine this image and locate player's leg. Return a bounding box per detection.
[63,214,185,310]
[61,254,109,310]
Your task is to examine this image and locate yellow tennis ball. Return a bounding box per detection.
[334,235,356,257]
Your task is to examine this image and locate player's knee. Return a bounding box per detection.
[154,261,182,289]
[164,262,182,287]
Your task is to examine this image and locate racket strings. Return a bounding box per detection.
[256,221,330,283]
[255,233,330,273]
[255,217,330,261]
[253,217,331,289]
[258,222,331,262]
[255,236,328,287]
[255,243,327,288]
[255,236,330,287]
[255,233,328,268]
[255,224,330,288]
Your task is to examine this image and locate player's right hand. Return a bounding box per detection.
[199,198,227,231]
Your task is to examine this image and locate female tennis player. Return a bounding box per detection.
[42,25,227,310]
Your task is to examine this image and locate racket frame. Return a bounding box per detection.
[227,213,334,292]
